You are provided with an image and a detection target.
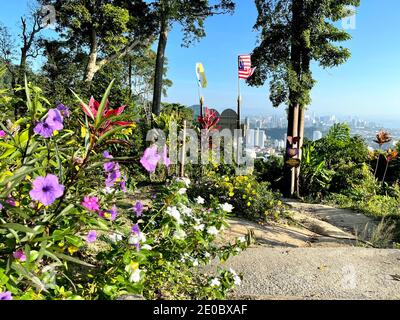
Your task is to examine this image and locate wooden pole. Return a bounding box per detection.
[180,120,187,177]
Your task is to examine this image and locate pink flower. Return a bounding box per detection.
[0,130,6,138]
[82,197,100,212]
[140,146,161,173]
[13,249,26,262]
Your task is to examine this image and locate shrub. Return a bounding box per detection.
[189,173,286,221]
[254,156,284,191]
[0,80,248,300]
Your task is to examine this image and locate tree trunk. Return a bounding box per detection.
[128,56,132,99]
[283,0,303,197]
[85,29,98,82]
[152,18,168,116]
[295,106,305,196]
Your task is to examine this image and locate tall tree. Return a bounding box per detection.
[149,0,235,115]
[40,0,156,83]
[248,0,360,197]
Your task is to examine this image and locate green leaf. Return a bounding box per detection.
[95,79,115,128]
[71,89,94,120]
[24,75,33,112]
[0,223,39,235]
[96,125,129,145]
[0,166,38,188]
[65,235,84,248]
[53,252,95,268]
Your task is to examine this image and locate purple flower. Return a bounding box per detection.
[130,224,144,251]
[132,201,144,217]
[56,104,70,118]
[161,145,171,167]
[103,161,116,172]
[106,205,118,221]
[0,203,3,210]
[82,196,100,212]
[131,223,141,235]
[105,163,121,188]
[29,174,65,206]
[45,109,64,131]
[0,291,12,300]
[5,198,16,207]
[120,175,127,193]
[86,231,97,243]
[0,130,5,138]
[13,249,26,262]
[140,146,161,173]
[103,151,113,159]
[34,121,54,138]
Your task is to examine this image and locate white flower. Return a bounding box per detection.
[178,188,187,195]
[141,244,153,251]
[173,229,187,240]
[103,187,115,194]
[207,226,219,235]
[109,233,123,242]
[204,252,211,258]
[234,275,241,286]
[192,259,199,267]
[194,217,202,224]
[128,233,146,246]
[166,206,184,225]
[210,278,221,287]
[129,268,142,283]
[194,224,205,231]
[220,203,234,213]
[196,196,205,205]
[176,177,191,187]
[180,205,193,216]
[238,236,246,243]
[235,247,242,253]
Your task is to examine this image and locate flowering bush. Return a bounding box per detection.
[189,173,286,222]
[0,80,248,300]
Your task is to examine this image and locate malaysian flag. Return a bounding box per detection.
[238,54,255,79]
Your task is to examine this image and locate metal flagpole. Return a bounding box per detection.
[237,56,242,166]
[237,56,241,130]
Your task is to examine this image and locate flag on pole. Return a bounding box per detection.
[238,54,255,79]
[196,62,207,88]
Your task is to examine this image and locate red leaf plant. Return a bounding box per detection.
[81,96,132,136]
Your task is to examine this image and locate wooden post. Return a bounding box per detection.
[180,120,187,177]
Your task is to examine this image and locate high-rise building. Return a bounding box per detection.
[255,129,260,147]
[246,129,255,147]
[257,130,266,148]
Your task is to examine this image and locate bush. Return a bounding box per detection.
[189,173,286,221]
[0,81,248,300]
[254,156,284,191]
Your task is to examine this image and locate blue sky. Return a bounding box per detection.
[1,0,400,122]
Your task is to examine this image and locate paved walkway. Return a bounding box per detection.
[224,247,400,300]
[213,201,400,300]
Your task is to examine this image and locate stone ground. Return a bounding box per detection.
[212,200,400,300]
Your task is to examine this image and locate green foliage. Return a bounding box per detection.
[254,156,284,191]
[189,174,286,222]
[249,0,360,108]
[299,124,370,197]
[0,80,248,300]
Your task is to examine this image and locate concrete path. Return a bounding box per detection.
[224,247,400,300]
[213,201,400,300]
